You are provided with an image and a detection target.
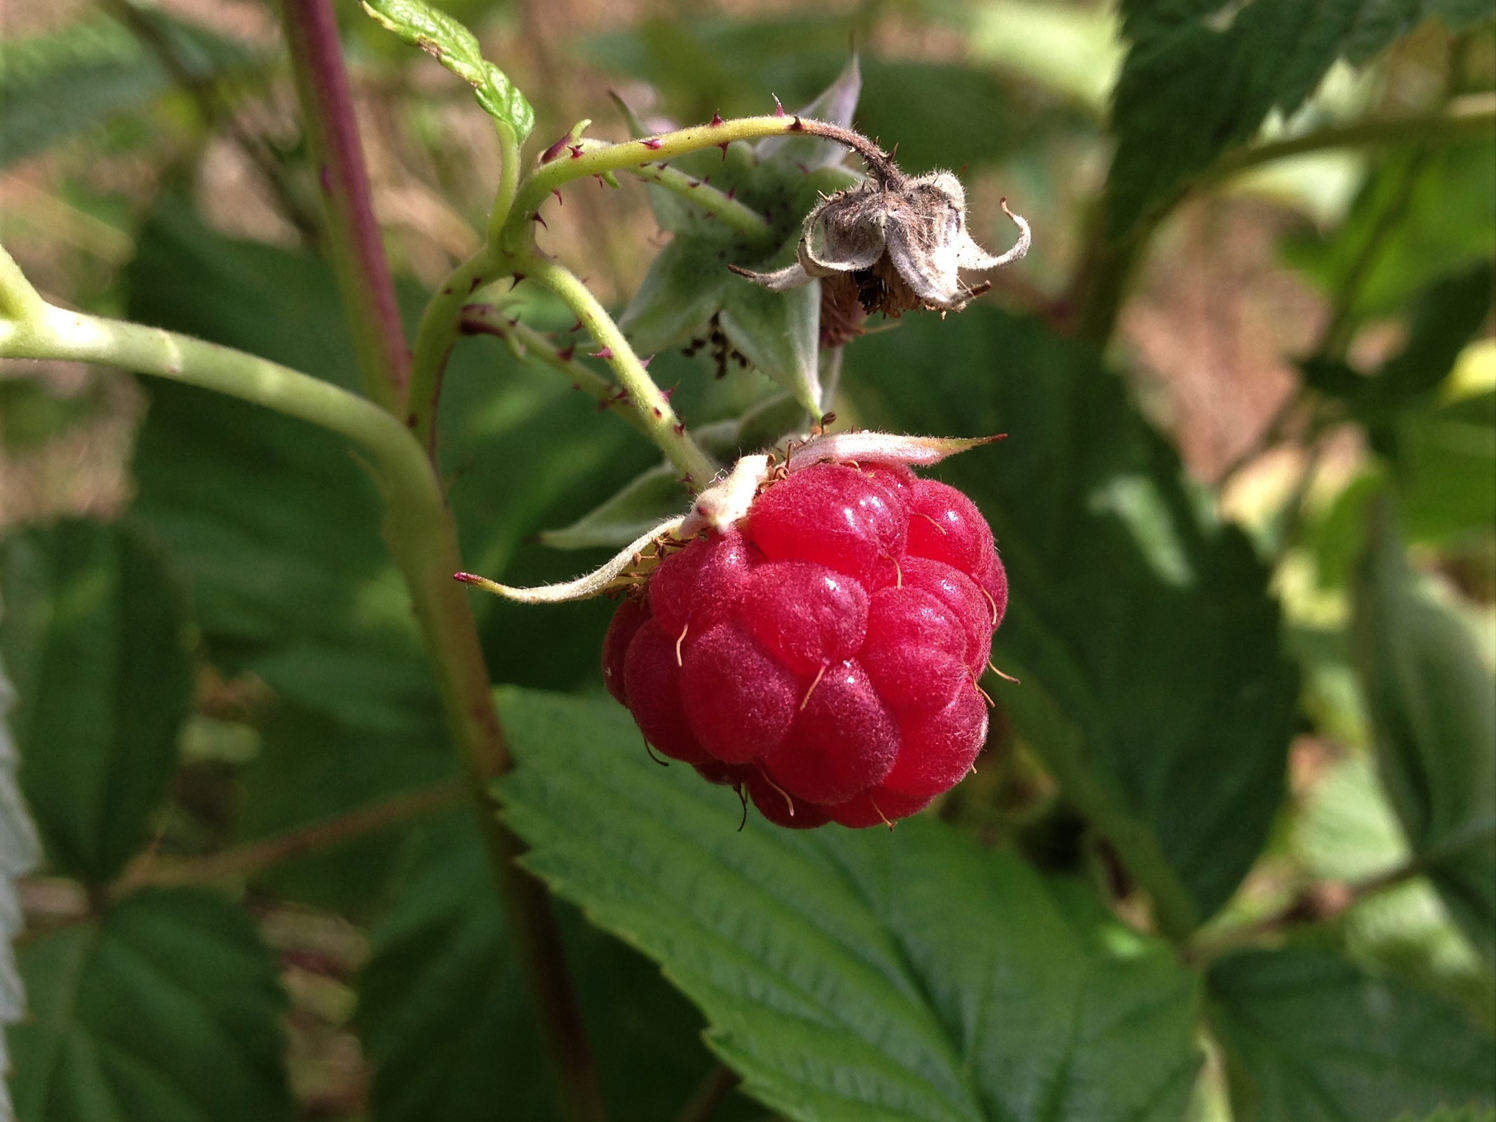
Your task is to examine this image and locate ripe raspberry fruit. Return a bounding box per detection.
[602,458,1007,829]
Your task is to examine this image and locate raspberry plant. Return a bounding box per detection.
[0,1,1493,1120]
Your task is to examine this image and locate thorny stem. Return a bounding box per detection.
[0,253,608,1122]
[514,251,719,488]
[407,112,890,463]
[501,114,895,248]
[458,303,651,436]
[627,162,776,241]
[279,0,411,414]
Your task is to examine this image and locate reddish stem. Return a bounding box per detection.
[280,0,411,413]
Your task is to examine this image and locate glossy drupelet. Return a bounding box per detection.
[602,461,1006,829]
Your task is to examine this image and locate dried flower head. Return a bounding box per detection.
[732,167,1029,344]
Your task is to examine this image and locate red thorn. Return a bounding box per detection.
[568,144,584,158]
[558,344,575,361]
[661,384,677,400]
[640,354,655,368]
[570,320,584,332]
[541,135,568,162]
[511,272,525,285]
[653,407,662,417]
[726,187,737,200]
[643,137,662,150]
[790,116,805,131]
[532,212,548,229]
[595,346,615,360]
[719,143,729,162]
[673,423,686,436]
[772,95,785,117]
[552,189,563,205]
[468,276,482,293]
[710,111,724,127]
[687,178,700,189]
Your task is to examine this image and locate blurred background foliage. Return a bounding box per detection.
[0,0,1493,1118]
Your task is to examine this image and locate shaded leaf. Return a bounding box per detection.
[1352,495,1496,961]
[1207,948,1496,1121]
[497,688,1202,1122]
[0,520,193,885]
[361,0,533,140]
[358,809,758,1121]
[10,889,292,1122]
[847,307,1298,934]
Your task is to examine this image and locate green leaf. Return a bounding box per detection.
[1396,390,1496,547]
[0,605,42,1121]
[9,889,292,1122]
[0,520,194,885]
[1352,495,1496,961]
[1206,948,1496,1121]
[1106,0,1494,238]
[360,0,533,141]
[847,307,1298,934]
[497,688,1203,1122]
[358,809,758,1121]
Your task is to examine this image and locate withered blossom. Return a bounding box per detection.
[732,168,1030,346]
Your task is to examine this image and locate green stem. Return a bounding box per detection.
[501,114,893,248]
[458,303,650,435]
[488,124,522,244]
[279,0,411,413]
[515,250,718,488]
[626,162,775,240]
[407,243,510,453]
[0,257,607,1122]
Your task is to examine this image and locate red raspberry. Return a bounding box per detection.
[603,460,1006,829]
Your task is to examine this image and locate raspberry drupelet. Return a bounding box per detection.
[602,460,1007,830]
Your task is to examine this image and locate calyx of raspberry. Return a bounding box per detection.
[454,431,998,604]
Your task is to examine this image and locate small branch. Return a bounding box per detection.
[0,244,45,322]
[279,0,411,414]
[114,780,464,894]
[1187,815,1496,964]
[502,115,894,247]
[458,303,650,435]
[627,162,776,241]
[515,251,718,488]
[1205,92,1496,186]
